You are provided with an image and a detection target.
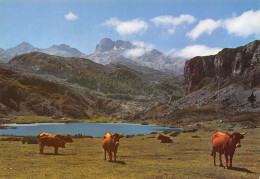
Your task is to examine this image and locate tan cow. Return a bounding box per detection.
[102,132,123,161]
[211,130,246,169]
[157,133,173,143]
[39,132,73,155]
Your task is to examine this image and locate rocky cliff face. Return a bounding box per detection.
[142,40,260,126]
[184,40,260,94]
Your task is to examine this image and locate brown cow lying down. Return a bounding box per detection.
[157,133,173,143]
[39,132,73,155]
[102,132,123,161]
[211,130,246,169]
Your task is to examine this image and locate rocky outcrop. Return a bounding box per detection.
[184,40,260,94]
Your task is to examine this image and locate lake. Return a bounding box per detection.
[0,123,180,137]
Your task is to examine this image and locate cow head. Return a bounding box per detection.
[226,132,247,148]
[65,134,73,143]
[111,132,124,146]
[157,133,162,140]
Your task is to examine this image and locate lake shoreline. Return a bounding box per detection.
[0,122,181,137]
[0,115,183,129]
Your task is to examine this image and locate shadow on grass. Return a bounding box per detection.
[232,167,256,173]
[109,160,127,165]
[42,153,76,156]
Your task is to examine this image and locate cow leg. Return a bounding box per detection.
[228,155,233,169]
[104,150,106,160]
[212,150,216,166]
[114,152,116,161]
[108,151,112,161]
[39,143,44,154]
[219,153,223,166]
[39,143,42,154]
[55,147,58,155]
[225,155,229,169]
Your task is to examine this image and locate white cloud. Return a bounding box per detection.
[103,17,148,36]
[187,9,260,39]
[174,45,222,59]
[124,41,154,58]
[186,19,222,40]
[223,9,260,37]
[166,48,176,56]
[132,41,154,50]
[150,14,196,34]
[64,12,78,21]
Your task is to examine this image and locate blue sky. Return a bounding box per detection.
[0,0,260,58]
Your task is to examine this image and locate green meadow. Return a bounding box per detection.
[0,122,259,179]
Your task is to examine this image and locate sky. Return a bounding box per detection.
[0,0,260,58]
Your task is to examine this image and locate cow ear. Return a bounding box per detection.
[226,132,232,137]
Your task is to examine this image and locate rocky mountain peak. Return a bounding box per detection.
[95,38,115,52]
[48,44,83,55]
[13,42,37,51]
[95,38,135,53]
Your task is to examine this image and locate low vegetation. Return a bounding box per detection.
[0,121,259,178]
[67,70,184,101]
[0,115,121,124]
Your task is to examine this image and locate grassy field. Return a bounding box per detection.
[0,123,259,178]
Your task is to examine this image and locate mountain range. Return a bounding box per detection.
[0,39,186,74]
[0,40,259,127]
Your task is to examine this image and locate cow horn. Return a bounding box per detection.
[241,132,247,135]
[226,132,231,137]
[106,131,111,135]
[120,132,124,136]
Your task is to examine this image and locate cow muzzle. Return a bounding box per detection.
[236,144,241,148]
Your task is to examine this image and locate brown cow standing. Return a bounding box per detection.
[211,130,246,169]
[157,133,173,143]
[102,132,123,161]
[39,132,73,155]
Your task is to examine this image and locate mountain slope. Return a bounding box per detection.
[0,63,106,118]
[5,52,185,120]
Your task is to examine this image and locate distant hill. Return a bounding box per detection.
[0,42,87,63]
[0,42,39,62]
[41,44,87,58]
